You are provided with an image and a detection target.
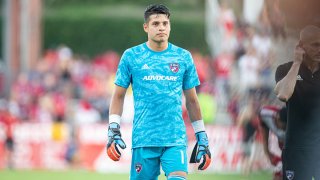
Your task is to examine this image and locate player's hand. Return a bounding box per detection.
[294,41,305,64]
[190,131,211,170]
[107,122,126,161]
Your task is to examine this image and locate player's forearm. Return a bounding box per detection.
[109,98,124,116]
[109,93,125,117]
[184,88,202,123]
[186,99,202,123]
[187,102,206,135]
[274,62,301,101]
[109,85,127,117]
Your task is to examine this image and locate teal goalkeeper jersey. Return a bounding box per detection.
[114,43,200,148]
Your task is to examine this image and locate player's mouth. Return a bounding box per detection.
[157,33,166,36]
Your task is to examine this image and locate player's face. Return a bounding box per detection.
[303,38,320,62]
[144,14,171,44]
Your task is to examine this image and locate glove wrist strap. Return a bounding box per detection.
[109,114,121,125]
[192,120,205,133]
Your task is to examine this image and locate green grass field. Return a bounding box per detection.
[0,170,272,180]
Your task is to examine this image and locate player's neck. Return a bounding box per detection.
[146,41,168,52]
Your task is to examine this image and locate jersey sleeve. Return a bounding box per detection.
[182,52,200,90]
[275,62,291,83]
[114,50,132,88]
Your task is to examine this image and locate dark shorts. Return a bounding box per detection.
[5,137,14,151]
[282,148,320,180]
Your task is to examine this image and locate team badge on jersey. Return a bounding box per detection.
[169,63,180,73]
[135,163,142,173]
[285,170,294,180]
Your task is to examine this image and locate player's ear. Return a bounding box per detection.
[143,23,148,33]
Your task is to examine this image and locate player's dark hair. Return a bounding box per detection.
[144,4,170,23]
[279,106,287,123]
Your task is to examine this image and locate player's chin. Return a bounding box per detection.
[159,37,168,41]
[155,36,168,41]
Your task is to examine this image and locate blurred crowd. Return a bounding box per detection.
[6,46,118,125]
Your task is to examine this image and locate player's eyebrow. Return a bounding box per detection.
[151,20,169,24]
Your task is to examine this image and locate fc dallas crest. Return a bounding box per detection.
[135,163,142,173]
[169,63,180,73]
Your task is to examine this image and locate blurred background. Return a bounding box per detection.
[0,0,319,179]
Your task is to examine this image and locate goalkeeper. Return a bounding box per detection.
[106,4,211,180]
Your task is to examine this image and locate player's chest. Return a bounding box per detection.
[131,59,186,82]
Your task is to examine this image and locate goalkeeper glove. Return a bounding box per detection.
[107,122,126,161]
[190,131,212,170]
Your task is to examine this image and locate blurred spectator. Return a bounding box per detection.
[0,99,19,169]
[237,96,260,176]
[73,100,101,125]
[92,51,120,73]
[219,0,236,38]
[218,0,238,53]
[243,0,264,25]
[213,51,234,108]
[264,0,286,40]
[192,51,211,84]
[233,21,249,61]
[57,45,73,62]
[238,44,260,97]
[64,131,80,168]
[8,92,20,119]
[251,28,274,91]
[37,94,54,123]
[252,29,272,59]
[259,105,287,180]
[227,92,240,124]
